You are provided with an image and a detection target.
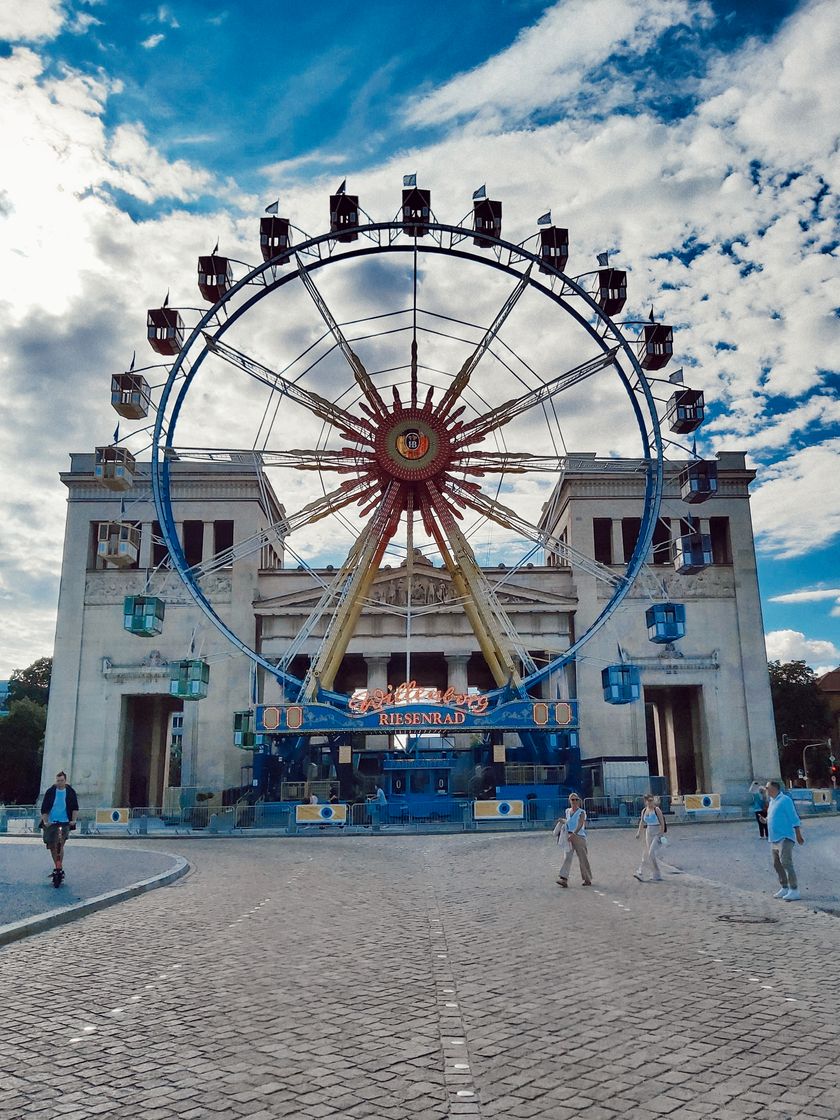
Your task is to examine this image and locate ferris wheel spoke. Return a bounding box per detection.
[436,263,533,422]
[454,451,569,474]
[187,478,379,582]
[294,253,389,422]
[202,334,375,444]
[447,480,625,589]
[168,446,374,473]
[302,483,403,698]
[453,451,654,476]
[453,347,619,446]
[423,483,530,689]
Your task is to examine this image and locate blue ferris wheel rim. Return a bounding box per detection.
[150,220,664,707]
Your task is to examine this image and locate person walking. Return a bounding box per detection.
[634,794,666,882]
[765,779,804,900]
[750,783,769,838]
[40,771,79,887]
[554,793,592,887]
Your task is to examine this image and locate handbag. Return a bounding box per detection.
[659,834,669,847]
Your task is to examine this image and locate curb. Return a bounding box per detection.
[0,855,190,948]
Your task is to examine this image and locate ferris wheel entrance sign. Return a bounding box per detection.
[255,698,578,736]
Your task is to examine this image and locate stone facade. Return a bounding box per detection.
[42,450,779,806]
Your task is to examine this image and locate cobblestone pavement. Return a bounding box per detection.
[2,829,839,1120]
[655,815,840,915]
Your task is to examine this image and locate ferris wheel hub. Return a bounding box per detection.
[374,409,454,483]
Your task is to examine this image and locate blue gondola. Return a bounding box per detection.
[674,532,712,574]
[645,602,686,644]
[666,389,705,434]
[679,460,718,503]
[169,659,210,700]
[233,709,264,749]
[602,664,641,704]
[123,595,165,636]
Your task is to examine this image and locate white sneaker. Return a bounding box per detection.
[773,887,788,898]
[782,888,800,901]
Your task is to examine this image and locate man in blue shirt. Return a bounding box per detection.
[765,779,804,901]
[40,771,79,886]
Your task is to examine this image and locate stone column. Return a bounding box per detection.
[446,653,472,750]
[364,655,390,749]
[610,519,624,566]
[139,522,153,569]
[202,521,214,564]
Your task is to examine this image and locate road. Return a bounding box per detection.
[2,825,839,1119]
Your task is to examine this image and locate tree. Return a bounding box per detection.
[0,698,47,803]
[8,656,52,707]
[767,660,832,782]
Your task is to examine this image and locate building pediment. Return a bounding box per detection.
[255,567,576,613]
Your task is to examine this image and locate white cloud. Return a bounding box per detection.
[765,629,840,668]
[770,588,840,605]
[141,33,165,49]
[0,0,65,42]
[404,0,712,130]
[751,440,840,558]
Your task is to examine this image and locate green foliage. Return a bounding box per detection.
[0,698,47,803]
[8,656,52,706]
[768,660,832,781]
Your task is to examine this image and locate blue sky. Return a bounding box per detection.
[0,0,838,677]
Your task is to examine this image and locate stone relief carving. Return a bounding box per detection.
[85,571,231,605]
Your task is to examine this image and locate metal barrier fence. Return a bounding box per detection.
[5,793,837,837]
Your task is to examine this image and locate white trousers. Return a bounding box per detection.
[636,825,663,880]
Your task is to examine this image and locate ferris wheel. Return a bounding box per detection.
[102,180,712,716]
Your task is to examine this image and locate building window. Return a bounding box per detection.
[151,520,169,569]
[709,517,731,565]
[213,520,234,560]
[621,517,642,563]
[651,517,672,565]
[593,518,612,564]
[182,520,203,568]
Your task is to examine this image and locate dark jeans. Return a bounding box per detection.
[755,811,768,838]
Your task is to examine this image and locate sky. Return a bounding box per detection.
[0,0,838,680]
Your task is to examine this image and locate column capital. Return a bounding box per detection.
[444,652,472,665]
[363,654,391,668]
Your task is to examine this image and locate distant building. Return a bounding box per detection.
[0,681,9,714]
[42,450,778,807]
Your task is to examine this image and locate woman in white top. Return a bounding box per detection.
[634,794,666,882]
[553,793,593,887]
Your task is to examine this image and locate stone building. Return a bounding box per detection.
[41,450,779,807]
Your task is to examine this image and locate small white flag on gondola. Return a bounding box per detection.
[537,211,551,226]
[668,368,684,384]
[403,173,417,187]
[265,200,279,215]
[472,184,487,200]
[335,179,346,195]
[596,251,609,267]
